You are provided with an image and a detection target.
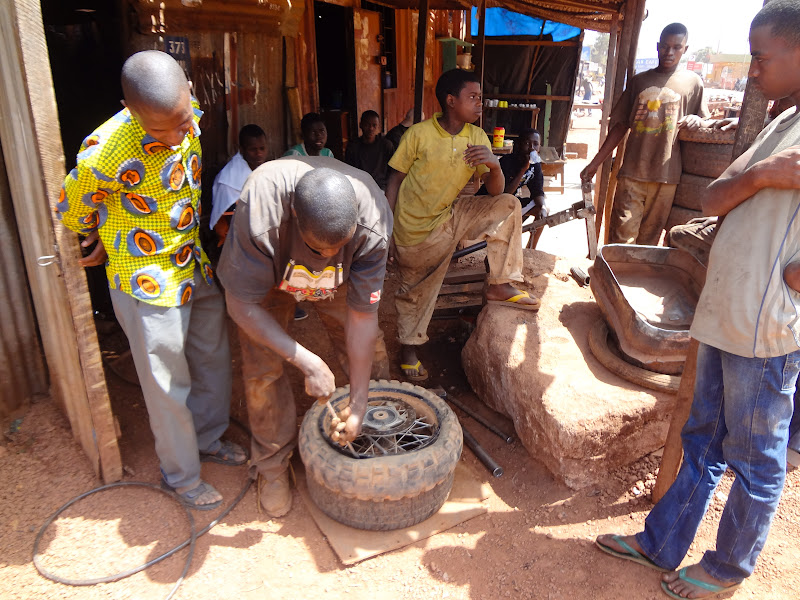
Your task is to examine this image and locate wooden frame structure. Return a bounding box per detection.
[0,0,121,482]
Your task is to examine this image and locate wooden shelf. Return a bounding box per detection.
[484,106,540,113]
[483,106,540,131]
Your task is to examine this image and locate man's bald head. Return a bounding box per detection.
[121,50,189,112]
[294,168,358,246]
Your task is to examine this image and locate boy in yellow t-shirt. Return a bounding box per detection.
[385,69,539,381]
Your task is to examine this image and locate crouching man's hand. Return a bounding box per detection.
[303,354,336,400]
[328,403,366,445]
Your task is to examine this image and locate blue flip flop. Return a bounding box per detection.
[595,534,669,572]
[661,567,742,599]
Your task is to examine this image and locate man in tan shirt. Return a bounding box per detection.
[581,22,710,245]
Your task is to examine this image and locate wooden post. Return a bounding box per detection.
[594,0,645,242]
[652,339,699,503]
[731,79,768,158]
[413,0,429,124]
[594,12,619,240]
[599,12,620,145]
[0,0,122,482]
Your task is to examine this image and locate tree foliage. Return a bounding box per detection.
[693,46,713,63]
[590,33,609,64]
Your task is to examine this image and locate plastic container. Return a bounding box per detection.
[492,127,505,148]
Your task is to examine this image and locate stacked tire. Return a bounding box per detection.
[666,127,735,233]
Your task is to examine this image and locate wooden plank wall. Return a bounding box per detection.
[127,29,285,174]
[0,141,48,419]
[236,33,285,158]
[0,0,122,482]
[385,9,460,130]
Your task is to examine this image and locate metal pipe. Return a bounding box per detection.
[570,266,590,287]
[462,427,503,477]
[447,395,514,444]
[451,203,539,260]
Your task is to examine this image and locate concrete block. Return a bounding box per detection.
[566,142,588,159]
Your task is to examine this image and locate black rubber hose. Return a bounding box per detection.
[32,473,252,600]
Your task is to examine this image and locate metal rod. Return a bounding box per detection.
[446,395,514,444]
[462,427,503,477]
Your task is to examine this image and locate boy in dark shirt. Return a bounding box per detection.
[345,110,395,190]
[479,128,549,248]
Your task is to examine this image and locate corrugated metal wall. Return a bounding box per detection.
[0,139,48,418]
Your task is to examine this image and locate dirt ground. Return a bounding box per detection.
[2,114,799,600]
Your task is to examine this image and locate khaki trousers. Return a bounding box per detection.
[609,176,677,245]
[667,217,718,267]
[395,193,524,346]
[239,282,390,481]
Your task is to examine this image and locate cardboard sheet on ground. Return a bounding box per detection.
[296,461,490,564]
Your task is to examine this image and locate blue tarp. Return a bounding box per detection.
[470,7,581,42]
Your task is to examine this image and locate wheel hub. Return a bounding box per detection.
[361,400,417,435]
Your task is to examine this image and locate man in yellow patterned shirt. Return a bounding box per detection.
[58,51,245,510]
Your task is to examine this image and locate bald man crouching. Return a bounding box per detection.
[218,158,392,517]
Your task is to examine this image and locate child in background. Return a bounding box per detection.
[210,124,268,246]
[386,107,424,149]
[345,110,395,190]
[284,113,334,158]
[478,128,549,248]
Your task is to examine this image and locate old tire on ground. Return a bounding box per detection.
[299,380,463,531]
[588,319,681,393]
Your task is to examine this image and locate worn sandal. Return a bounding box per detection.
[161,479,222,511]
[595,534,669,572]
[400,359,428,382]
[200,439,248,466]
[661,567,742,599]
[487,290,541,311]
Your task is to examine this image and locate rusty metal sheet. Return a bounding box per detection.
[354,8,383,124]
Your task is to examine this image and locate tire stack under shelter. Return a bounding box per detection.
[665,127,736,232]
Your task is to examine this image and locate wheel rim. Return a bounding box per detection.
[320,389,441,459]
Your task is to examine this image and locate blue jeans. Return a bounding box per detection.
[637,343,800,582]
[790,387,800,452]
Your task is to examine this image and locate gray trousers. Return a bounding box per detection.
[111,267,232,489]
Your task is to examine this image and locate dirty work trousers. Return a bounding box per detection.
[394,193,524,346]
[239,283,390,482]
[668,217,718,267]
[111,267,232,490]
[609,176,677,245]
[637,343,800,582]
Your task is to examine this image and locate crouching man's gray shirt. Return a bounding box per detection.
[217,156,393,313]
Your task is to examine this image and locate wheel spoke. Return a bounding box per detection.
[326,397,440,458]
